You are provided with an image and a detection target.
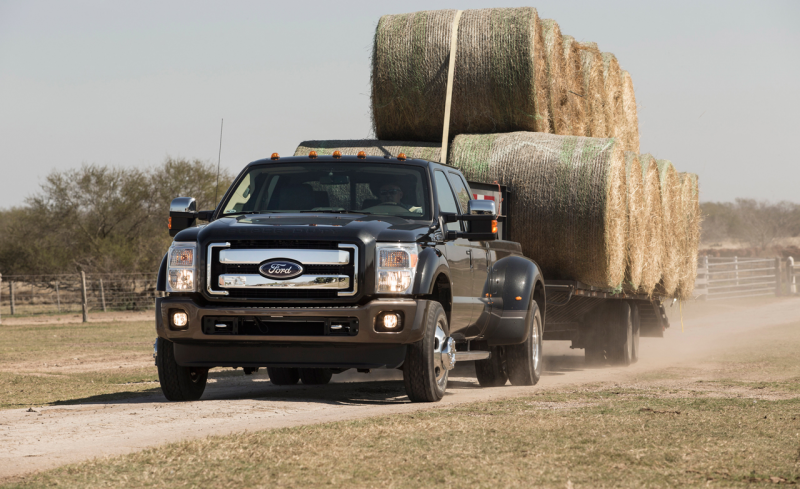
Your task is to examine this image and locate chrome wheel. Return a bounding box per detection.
[532,313,542,379]
[432,319,449,391]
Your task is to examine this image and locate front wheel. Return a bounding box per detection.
[267,367,300,385]
[506,301,543,386]
[156,337,208,401]
[299,368,333,385]
[403,302,450,402]
[474,344,508,387]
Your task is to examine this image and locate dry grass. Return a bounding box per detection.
[638,154,664,295]
[654,157,682,297]
[561,35,587,138]
[601,52,623,140]
[624,152,645,292]
[541,19,569,135]
[0,321,158,409]
[577,42,606,137]
[621,71,640,153]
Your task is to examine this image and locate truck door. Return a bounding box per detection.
[434,170,472,334]
[448,172,490,337]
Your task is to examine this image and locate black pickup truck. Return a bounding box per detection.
[155,152,667,402]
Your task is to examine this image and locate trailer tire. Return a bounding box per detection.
[506,301,543,386]
[267,367,300,385]
[403,302,450,402]
[299,368,333,385]
[474,345,508,387]
[156,338,208,402]
[608,302,633,366]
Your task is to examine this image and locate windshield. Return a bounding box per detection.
[221,162,431,220]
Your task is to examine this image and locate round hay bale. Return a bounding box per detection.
[541,19,569,136]
[676,173,701,300]
[601,52,624,140]
[294,140,441,161]
[621,71,640,154]
[653,157,682,297]
[637,154,664,296]
[451,132,627,289]
[562,35,587,138]
[577,42,606,138]
[371,7,551,142]
[624,152,646,292]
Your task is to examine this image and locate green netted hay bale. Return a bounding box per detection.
[676,173,701,300]
[541,19,569,135]
[624,152,645,292]
[450,132,626,289]
[621,70,640,154]
[577,42,606,138]
[562,35,587,138]
[638,154,664,296]
[371,7,551,142]
[653,157,682,297]
[294,140,441,161]
[602,52,623,140]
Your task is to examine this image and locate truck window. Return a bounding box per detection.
[434,171,461,232]
[446,172,471,214]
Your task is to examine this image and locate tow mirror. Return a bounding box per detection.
[443,200,498,242]
[169,197,197,237]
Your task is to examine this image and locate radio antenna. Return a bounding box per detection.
[213,118,224,208]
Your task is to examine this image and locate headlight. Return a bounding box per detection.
[375,243,419,294]
[167,242,197,292]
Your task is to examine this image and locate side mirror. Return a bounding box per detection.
[443,200,498,242]
[169,197,197,237]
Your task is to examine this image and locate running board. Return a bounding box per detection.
[454,351,491,362]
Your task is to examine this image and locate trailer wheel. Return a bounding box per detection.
[403,302,450,402]
[474,345,508,387]
[267,367,300,385]
[299,368,333,385]
[608,302,633,366]
[156,337,208,401]
[629,302,641,363]
[506,301,543,386]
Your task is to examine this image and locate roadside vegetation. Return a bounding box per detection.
[0,320,158,409]
[3,303,800,488]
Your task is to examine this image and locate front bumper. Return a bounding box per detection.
[156,296,429,345]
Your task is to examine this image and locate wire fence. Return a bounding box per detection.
[694,256,799,301]
[0,272,160,319]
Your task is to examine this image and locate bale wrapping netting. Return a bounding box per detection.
[577,42,606,138]
[541,19,569,135]
[621,71,640,154]
[601,53,623,140]
[371,7,551,142]
[624,152,646,292]
[637,154,664,295]
[654,157,681,297]
[294,140,441,161]
[676,173,701,300]
[561,35,587,138]
[450,132,626,289]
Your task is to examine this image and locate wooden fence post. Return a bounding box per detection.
[775,257,783,297]
[80,271,88,323]
[55,282,61,313]
[10,281,15,316]
[789,257,797,295]
[734,256,739,288]
[0,273,3,325]
[100,279,107,312]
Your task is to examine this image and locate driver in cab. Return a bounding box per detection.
[378,183,423,214]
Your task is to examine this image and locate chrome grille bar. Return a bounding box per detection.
[218,274,349,289]
[219,249,349,265]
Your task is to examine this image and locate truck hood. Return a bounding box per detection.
[175,213,433,245]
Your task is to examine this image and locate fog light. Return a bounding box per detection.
[375,311,403,333]
[383,313,399,329]
[172,311,188,328]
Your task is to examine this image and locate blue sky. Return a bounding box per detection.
[1,0,798,207]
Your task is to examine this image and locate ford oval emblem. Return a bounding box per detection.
[259,260,304,280]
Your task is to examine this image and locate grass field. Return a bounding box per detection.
[3,310,800,487]
[0,320,159,409]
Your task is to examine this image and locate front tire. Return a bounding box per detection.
[608,302,633,366]
[156,337,208,401]
[506,301,543,386]
[403,302,450,402]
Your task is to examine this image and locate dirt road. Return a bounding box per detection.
[2,298,799,481]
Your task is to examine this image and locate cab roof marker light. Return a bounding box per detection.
[271,153,280,160]
[397,153,407,161]
[332,150,342,159]
[357,151,367,159]
[309,151,318,159]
